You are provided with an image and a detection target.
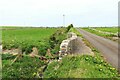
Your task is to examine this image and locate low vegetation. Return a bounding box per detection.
[66,24,73,32]
[49,29,67,54]
[2,27,66,55]
[43,27,119,78]
[2,27,67,78]
[2,26,119,78]
[2,54,45,78]
[44,55,118,78]
[93,27,118,33]
[82,27,119,42]
[82,27,117,37]
[69,27,83,37]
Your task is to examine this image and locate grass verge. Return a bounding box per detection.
[43,28,119,78]
[43,55,118,78]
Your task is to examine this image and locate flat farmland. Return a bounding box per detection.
[2,27,59,55]
[2,28,57,41]
[2,27,67,78]
[82,27,119,42]
[93,27,118,33]
[1,26,119,78]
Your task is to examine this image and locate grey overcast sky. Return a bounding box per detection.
[0,0,119,27]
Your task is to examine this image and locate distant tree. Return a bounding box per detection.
[66,24,74,32]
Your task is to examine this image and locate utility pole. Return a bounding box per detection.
[63,14,65,27]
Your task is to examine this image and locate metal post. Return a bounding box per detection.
[63,14,65,27]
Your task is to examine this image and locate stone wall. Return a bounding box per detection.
[60,32,78,55]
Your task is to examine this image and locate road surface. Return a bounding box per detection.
[77,28,119,71]
[72,37,94,55]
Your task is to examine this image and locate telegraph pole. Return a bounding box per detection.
[63,14,65,27]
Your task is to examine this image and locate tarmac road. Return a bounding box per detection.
[77,28,119,70]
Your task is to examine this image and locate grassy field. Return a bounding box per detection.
[93,27,118,33]
[82,27,119,41]
[2,27,67,55]
[2,27,67,78]
[2,54,45,78]
[2,28,56,41]
[44,55,118,78]
[2,26,119,78]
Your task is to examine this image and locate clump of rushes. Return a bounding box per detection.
[49,28,67,54]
